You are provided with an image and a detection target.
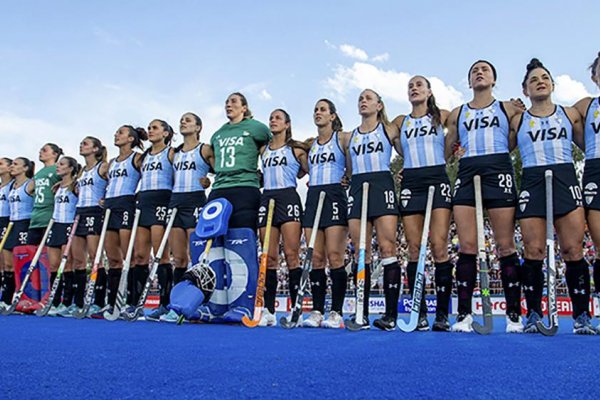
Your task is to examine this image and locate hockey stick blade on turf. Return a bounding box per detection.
[398,186,435,332]
[536,170,559,336]
[346,182,369,331]
[280,191,326,329]
[242,199,275,327]
[36,216,80,317]
[105,209,141,321]
[472,175,493,334]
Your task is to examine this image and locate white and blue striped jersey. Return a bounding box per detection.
[458,100,510,158]
[349,123,393,175]
[517,106,573,168]
[584,97,600,160]
[9,180,33,221]
[308,131,346,186]
[400,115,446,169]
[261,144,300,190]
[77,162,107,208]
[139,147,174,192]
[52,186,77,223]
[173,144,211,193]
[0,180,13,218]
[106,153,141,199]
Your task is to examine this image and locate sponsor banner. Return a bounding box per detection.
[450,296,595,316]
[277,295,450,314]
[145,295,159,308]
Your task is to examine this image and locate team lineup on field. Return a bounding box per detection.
[2,55,600,335]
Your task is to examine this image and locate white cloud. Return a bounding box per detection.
[326,62,465,111]
[259,89,272,101]
[553,74,592,104]
[339,44,369,61]
[371,53,389,63]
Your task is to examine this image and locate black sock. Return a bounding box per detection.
[435,261,454,318]
[363,263,371,318]
[329,267,347,314]
[74,269,87,308]
[565,259,591,318]
[93,268,107,307]
[107,268,122,307]
[126,268,135,305]
[264,269,278,314]
[383,262,401,319]
[174,268,186,285]
[1,271,15,304]
[456,253,477,315]
[288,268,302,307]
[521,259,544,317]
[309,269,326,314]
[0,272,3,296]
[62,271,74,306]
[407,261,427,317]
[594,259,600,294]
[500,253,521,315]
[157,264,173,307]
[134,264,149,304]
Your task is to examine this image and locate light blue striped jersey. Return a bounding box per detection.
[9,180,33,221]
[400,114,446,169]
[173,144,211,193]
[77,162,107,208]
[52,186,78,223]
[308,131,346,186]
[458,100,510,157]
[584,97,600,160]
[106,153,141,199]
[349,123,393,175]
[0,180,13,218]
[261,144,300,190]
[517,106,573,168]
[139,147,174,192]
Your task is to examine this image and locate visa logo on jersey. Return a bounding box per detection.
[218,137,244,147]
[351,141,384,155]
[108,168,129,178]
[463,116,500,131]
[309,152,336,164]
[174,160,197,171]
[142,162,163,172]
[262,156,288,167]
[526,127,568,142]
[592,122,600,134]
[404,126,439,138]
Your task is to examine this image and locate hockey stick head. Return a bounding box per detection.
[536,320,558,336]
[472,320,493,335]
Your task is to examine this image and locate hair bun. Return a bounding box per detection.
[526,58,544,71]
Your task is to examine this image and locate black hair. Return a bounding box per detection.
[411,76,442,127]
[229,92,253,119]
[1,157,13,165]
[468,60,497,84]
[152,119,174,145]
[316,98,343,132]
[522,58,554,89]
[84,136,108,163]
[121,125,148,150]
[271,109,309,151]
[15,157,35,178]
[62,156,82,192]
[45,143,64,162]
[590,52,600,81]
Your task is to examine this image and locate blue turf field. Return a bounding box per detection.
[0,315,597,399]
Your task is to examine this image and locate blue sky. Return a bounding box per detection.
[1,0,599,163]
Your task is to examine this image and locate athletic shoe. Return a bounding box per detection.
[573,313,597,335]
[258,310,277,327]
[346,316,370,330]
[284,313,304,326]
[417,315,430,331]
[373,315,397,331]
[321,311,345,328]
[58,304,80,318]
[160,309,181,323]
[451,313,474,333]
[524,312,541,333]
[432,314,451,332]
[86,304,102,318]
[146,305,169,322]
[48,304,63,317]
[506,312,524,333]
[302,310,323,328]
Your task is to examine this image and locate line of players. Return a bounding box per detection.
[1,55,600,334]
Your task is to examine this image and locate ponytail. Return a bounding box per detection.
[153,119,175,145]
[122,125,148,151]
[45,143,64,162]
[590,51,600,81]
[16,157,35,178]
[85,136,108,163]
[317,98,343,132]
